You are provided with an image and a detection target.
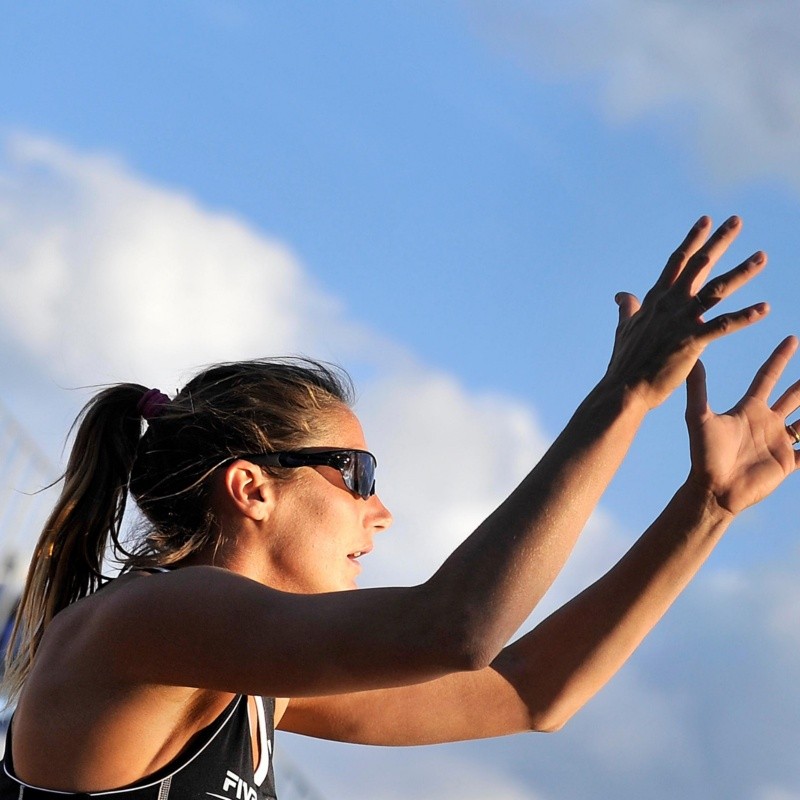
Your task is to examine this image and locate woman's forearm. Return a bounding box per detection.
[493,480,732,731]
[423,378,650,666]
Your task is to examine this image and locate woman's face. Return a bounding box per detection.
[262,407,393,593]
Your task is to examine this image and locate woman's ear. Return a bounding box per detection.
[221,460,274,521]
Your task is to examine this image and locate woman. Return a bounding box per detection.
[1,216,797,798]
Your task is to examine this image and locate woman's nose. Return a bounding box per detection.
[368,493,393,532]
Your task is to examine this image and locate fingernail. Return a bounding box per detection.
[725,215,740,228]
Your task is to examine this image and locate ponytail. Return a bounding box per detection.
[2,384,146,702]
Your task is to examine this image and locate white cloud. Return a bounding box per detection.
[0,134,354,388]
[466,0,800,188]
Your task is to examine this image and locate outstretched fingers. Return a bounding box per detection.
[696,302,770,347]
[747,336,799,403]
[675,216,743,296]
[693,251,767,316]
[651,216,712,292]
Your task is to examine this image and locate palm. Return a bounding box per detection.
[686,340,800,516]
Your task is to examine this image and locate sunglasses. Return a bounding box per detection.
[241,449,377,500]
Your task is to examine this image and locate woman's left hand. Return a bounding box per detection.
[686,336,800,516]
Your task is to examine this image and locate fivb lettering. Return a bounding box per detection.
[222,769,257,800]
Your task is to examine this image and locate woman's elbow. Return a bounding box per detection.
[529,710,570,733]
[414,587,505,673]
[527,696,581,733]
[449,615,509,672]
[454,638,500,673]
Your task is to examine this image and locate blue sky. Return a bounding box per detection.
[2,2,800,799]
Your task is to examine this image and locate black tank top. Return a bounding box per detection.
[0,695,277,800]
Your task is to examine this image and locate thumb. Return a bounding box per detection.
[685,359,709,422]
[614,292,641,322]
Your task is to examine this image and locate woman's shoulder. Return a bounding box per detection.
[45,565,237,638]
[32,568,221,678]
[34,566,272,690]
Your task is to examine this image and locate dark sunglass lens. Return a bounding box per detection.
[355,452,376,499]
[310,450,376,499]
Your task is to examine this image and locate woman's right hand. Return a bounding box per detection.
[685,338,800,516]
[603,216,768,411]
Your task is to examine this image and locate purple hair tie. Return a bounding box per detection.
[138,388,170,421]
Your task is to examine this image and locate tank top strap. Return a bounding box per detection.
[252,696,274,787]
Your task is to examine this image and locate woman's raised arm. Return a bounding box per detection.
[91,216,769,699]
[281,338,800,744]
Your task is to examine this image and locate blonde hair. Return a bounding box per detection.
[2,358,353,702]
